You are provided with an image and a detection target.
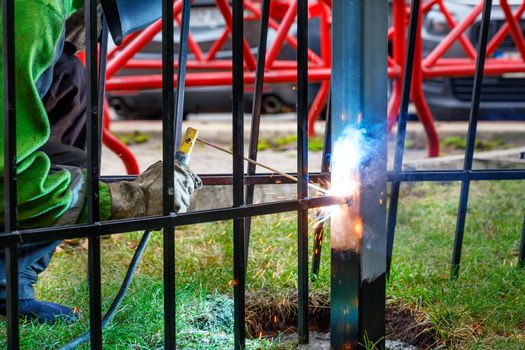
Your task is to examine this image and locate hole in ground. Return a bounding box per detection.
[245,291,442,349]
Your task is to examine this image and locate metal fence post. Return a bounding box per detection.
[244,0,271,270]
[297,0,309,344]
[519,213,525,267]
[85,0,103,347]
[451,0,493,280]
[162,0,176,348]
[2,0,18,347]
[330,0,387,348]
[386,0,421,276]
[232,0,246,348]
[311,101,331,277]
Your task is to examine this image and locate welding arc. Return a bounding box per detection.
[196,137,328,194]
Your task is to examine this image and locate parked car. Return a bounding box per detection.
[108,0,321,119]
[422,0,525,120]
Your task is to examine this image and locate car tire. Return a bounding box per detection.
[262,95,284,114]
[109,97,133,118]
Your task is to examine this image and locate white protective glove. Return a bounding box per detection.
[108,161,202,219]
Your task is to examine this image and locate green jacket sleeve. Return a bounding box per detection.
[0,0,111,229]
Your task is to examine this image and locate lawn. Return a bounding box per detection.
[0,180,524,349]
[390,180,525,349]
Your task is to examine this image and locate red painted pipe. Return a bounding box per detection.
[412,20,440,157]
[101,0,525,161]
[437,0,477,59]
[387,0,407,132]
[214,0,257,70]
[423,2,483,67]
[175,16,205,62]
[102,101,140,174]
[244,0,323,64]
[106,1,184,78]
[424,61,525,77]
[500,0,525,60]
[487,1,525,56]
[265,0,298,68]
[106,68,332,90]
[107,31,141,60]
[307,0,332,133]
[308,81,330,136]
[120,59,311,70]
[206,28,230,61]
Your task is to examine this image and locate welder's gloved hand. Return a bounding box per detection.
[108,161,202,219]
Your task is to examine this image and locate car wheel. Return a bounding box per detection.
[262,95,284,114]
[109,97,132,118]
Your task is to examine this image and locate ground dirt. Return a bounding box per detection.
[244,291,441,349]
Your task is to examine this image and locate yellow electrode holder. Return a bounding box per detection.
[175,127,198,165]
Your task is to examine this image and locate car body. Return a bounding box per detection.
[108,0,321,119]
[422,0,525,120]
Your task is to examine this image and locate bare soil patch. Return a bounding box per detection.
[245,291,442,349]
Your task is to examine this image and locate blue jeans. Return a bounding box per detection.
[0,241,63,299]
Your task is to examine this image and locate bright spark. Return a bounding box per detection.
[327,126,367,251]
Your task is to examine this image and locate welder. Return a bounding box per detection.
[0,1,201,324]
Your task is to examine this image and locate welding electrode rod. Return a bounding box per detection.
[196,137,327,194]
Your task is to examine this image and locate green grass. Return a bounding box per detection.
[390,181,525,349]
[0,216,305,349]
[1,181,524,349]
[441,136,508,151]
[257,134,325,152]
[112,131,150,146]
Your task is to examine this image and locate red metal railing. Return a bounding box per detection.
[388,0,525,157]
[102,0,525,172]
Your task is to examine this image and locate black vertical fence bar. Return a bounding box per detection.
[162,0,176,348]
[97,18,109,158]
[519,212,525,267]
[244,0,270,270]
[297,0,309,344]
[174,0,192,148]
[321,98,332,176]
[2,0,18,347]
[85,0,103,348]
[386,0,421,275]
[5,249,17,350]
[311,96,331,277]
[169,0,192,344]
[232,0,246,348]
[451,0,492,279]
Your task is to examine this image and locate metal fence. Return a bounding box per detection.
[3,0,523,349]
[2,0,381,349]
[386,0,525,280]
